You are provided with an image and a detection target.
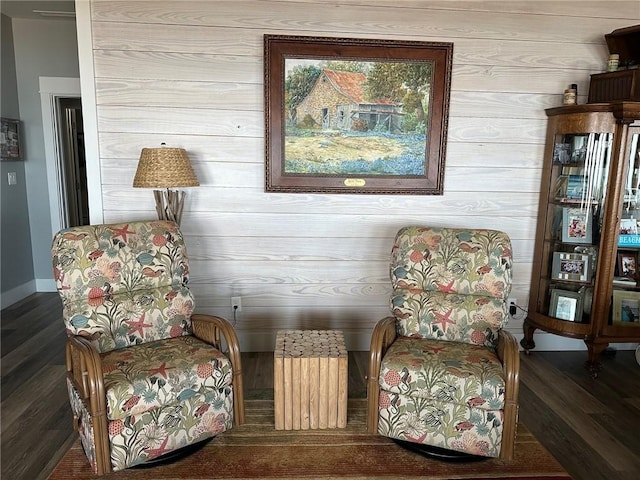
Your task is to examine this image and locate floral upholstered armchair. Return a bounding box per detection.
[52,220,244,474]
[367,226,519,460]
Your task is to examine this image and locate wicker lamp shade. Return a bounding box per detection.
[133,145,199,225]
[133,147,199,188]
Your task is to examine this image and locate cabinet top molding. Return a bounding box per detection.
[546,102,640,123]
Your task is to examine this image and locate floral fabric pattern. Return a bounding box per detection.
[53,221,237,472]
[390,226,512,347]
[107,387,233,471]
[103,335,233,421]
[377,390,504,458]
[52,221,193,353]
[379,337,505,409]
[376,226,513,458]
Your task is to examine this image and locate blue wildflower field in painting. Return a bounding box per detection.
[284,131,426,176]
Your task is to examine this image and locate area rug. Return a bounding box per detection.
[48,399,571,479]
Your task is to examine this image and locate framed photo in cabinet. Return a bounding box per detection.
[619,218,638,235]
[570,135,588,163]
[617,251,637,278]
[562,208,592,244]
[566,175,587,199]
[549,289,582,322]
[618,218,640,247]
[552,143,571,164]
[552,251,592,283]
[612,290,640,325]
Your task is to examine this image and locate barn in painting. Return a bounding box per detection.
[294,69,403,132]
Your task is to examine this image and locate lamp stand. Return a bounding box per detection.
[153,189,186,225]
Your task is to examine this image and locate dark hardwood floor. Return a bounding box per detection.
[2,293,639,480]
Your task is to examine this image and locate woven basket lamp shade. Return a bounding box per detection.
[133,144,199,225]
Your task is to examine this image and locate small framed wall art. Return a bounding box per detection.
[552,251,592,283]
[0,118,22,161]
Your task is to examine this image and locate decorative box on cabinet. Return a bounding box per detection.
[588,70,640,103]
[587,24,640,103]
[521,102,640,376]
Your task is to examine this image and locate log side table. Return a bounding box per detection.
[274,329,348,430]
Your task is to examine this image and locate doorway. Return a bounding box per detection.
[56,97,88,227]
[40,76,91,235]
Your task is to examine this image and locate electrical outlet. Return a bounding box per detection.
[508,297,518,317]
[231,296,242,313]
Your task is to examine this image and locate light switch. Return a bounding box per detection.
[7,172,17,185]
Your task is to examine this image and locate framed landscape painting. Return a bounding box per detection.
[264,35,453,194]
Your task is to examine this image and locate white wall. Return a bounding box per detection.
[79,0,640,351]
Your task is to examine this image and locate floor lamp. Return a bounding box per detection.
[133,144,199,225]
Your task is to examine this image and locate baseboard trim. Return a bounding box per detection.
[1,279,57,310]
[2,293,636,352]
[36,279,57,292]
[512,331,637,351]
[235,330,638,352]
[0,280,36,309]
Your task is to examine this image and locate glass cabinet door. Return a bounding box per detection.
[524,105,640,371]
[539,131,613,324]
[611,129,640,327]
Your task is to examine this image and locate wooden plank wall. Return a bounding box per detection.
[86,0,640,351]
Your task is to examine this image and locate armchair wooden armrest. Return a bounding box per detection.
[497,329,520,460]
[366,316,397,433]
[65,336,111,474]
[191,313,245,425]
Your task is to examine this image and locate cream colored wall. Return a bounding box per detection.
[83,0,640,351]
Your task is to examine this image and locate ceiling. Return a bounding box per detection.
[1,1,75,19]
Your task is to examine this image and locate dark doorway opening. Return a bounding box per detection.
[56,97,88,227]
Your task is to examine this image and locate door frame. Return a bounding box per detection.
[41,0,103,236]
[40,76,81,234]
[75,0,103,226]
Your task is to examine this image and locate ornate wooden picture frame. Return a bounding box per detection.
[264,35,453,194]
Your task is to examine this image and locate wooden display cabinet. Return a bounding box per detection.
[521,102,640,375]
